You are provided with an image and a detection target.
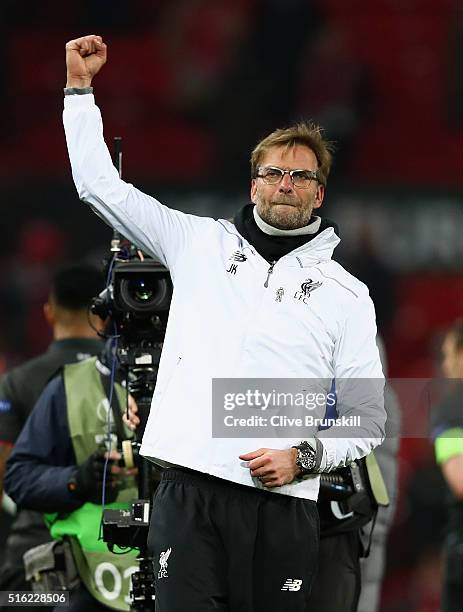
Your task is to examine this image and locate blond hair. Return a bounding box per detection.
[250,122,334,187]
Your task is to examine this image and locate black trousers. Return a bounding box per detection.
[307,531,361,612]
[0,527,52,612]
[147,468,319,612]
[442,538,463,612]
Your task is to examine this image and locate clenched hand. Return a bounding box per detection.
[65,34,107,88]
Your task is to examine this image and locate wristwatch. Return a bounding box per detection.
[292,440,317,476]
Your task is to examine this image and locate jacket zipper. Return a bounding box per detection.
[264,261,276,288]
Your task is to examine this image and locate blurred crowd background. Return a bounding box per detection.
[1,1,463,609]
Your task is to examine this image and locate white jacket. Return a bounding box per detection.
[63,94,385,500]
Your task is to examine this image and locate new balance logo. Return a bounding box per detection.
[230,251,247,262]
[281,579,303,592]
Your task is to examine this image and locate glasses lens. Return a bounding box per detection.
[261,167,283,184]
[291,170,314,188]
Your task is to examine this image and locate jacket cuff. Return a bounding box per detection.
[64,87,94,96]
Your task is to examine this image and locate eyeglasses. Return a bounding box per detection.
[256,166,318,189]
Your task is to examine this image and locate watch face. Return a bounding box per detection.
[298,449,316,471]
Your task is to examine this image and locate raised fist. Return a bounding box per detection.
[65,35,107,88]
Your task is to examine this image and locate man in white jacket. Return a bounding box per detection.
[63,35,385,612]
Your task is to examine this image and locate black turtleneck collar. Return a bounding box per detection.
[233,204,339,263]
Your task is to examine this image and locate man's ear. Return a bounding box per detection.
[43,301,55,327]
[250,179,257,204]
[312,184,325,210]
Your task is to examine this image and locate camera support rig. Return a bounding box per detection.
[93,252,172,610]
[92,137,173,610]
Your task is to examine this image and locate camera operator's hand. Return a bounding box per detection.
[123,394,140,431]
[68,448,134,505]
[65,35,107,89]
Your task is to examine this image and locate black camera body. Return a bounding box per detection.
[92,259,172,347]
[103,500,151,551]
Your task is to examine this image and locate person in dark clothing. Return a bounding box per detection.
[5,345,138,611]
[431,319,463,612]
[0,262,104,600]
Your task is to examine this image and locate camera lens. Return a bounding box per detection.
[129,279,154,303]
[118,275,171,313]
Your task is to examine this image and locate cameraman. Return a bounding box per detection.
[0,262,104,596]
[5,342,138,611]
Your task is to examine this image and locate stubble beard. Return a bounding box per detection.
[256,194,314,230]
